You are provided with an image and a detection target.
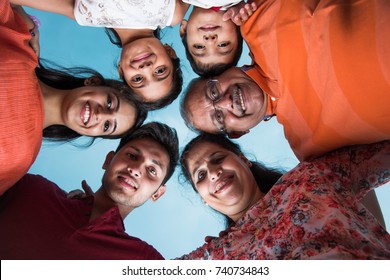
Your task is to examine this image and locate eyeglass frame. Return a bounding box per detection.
[205,79,227,133]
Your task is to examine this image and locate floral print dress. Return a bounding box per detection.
[178,140,390,259]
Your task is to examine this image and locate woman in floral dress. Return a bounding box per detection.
[178,134,390,259]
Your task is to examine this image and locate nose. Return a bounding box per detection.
[210,168,222,181]
[203,33,217,41]
[137,60,153,69]
[127,166,141,178]
[215,94,233,111]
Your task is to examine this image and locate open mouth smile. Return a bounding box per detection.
[82,102,91,125]
[232,86,246,116]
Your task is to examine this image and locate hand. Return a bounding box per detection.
[67,180,94,199]
[222,2,257,26]
[204,227,232,243]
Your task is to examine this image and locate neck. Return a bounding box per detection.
[90,187,133,222]
[114,28,155,46]
[38,79,67,129]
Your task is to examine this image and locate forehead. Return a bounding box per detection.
[115,98,136,135]
[185,81,219,133]
[187,142,225,168]
[120,138,169,167]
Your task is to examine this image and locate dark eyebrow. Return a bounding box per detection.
[152,159,164,171]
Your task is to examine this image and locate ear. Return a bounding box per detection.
[227,130,249,139]
[84,76,103,86]
[117,63,124,79]
[151,185,166,202]
[102,151,115,170]
[239,153,252,168]
[179,20,188,39]
[163,44,177,59]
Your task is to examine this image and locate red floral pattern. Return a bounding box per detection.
[178,141,390,259]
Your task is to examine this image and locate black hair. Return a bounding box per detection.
[180,133,283,226]
[181,25,243,77]
[105,28,184,110]
[36,61,147,145]
[116,122,179,185]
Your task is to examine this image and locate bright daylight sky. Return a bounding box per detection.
[26,7,389,260]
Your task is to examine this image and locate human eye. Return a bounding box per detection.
[103,120,110,132]
[131,75,143,83]
[197,170,206,182]
[214,109,225,124]
[218,42,229,48]
[107,95,112,109]
[154,66,167,76]
[193,44,205,50]
[148,167,157,176]
[213,154,226,164]
[126,152,136,160]
[207,82,220,101]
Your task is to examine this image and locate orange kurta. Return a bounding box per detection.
[242,0,390,161]
[0,0,43,195]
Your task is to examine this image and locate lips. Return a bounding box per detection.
[199,25,219,32]
[81,102,91,125]
[118,175,139,191]
[232,86,246,116]
[214,175,234,194]
[131,52,152,63]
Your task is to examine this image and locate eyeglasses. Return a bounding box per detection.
[206,80,226,133]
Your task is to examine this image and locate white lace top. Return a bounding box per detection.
[183,0,241,10]
[74,0,175,29]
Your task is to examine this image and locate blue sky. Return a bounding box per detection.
[27,8,390,260]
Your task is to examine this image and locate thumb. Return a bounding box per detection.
[81,180,94,196]
[222,9,235,21]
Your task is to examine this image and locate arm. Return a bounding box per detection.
[323,140,390,199]
[10,0,75,19]
[11,5,40,56]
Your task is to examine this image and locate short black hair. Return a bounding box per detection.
[181,26,243,77]
[117,122,179,185]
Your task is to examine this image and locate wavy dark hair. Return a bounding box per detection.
[181,25,243,77]
[105,28,183,110]
[36,61,147,146]
[180,133,283,226]
[117,122,179,186]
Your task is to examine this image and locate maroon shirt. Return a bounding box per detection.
[0,174,164,260]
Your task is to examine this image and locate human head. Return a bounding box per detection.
[114,33,183,110]
[100,122,179,210]
[36,63,148,144]
[180,133,283,222]
[180,67,267,138]
[180,8,243,77]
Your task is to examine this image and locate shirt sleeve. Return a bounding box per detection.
[320,140,390,200]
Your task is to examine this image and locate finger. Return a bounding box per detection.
[240,9,249,21]
[81,180,94,196]
[251,2,258,11]
[67,189,83,199]
[204,236,216,243]
[244,4,254,16]
[222,9,235,21]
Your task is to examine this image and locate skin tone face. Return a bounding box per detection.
[186,141,263,222]
[119,37,175,102]
[181,8,239,67]
[61,86,137,137]
[101,138,169,209]
[185,67,267,134]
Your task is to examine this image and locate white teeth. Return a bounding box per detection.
[83,104,90,125]
[124,178,138,189]
[238,88,246,111]
[214,181,227,193]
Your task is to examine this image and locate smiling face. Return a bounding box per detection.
[181,8,239,68]
[62,86,137,137]
[119,37,175,102]
[184,67,267,134]
[101,138,169,208]
[186,141,262,221]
